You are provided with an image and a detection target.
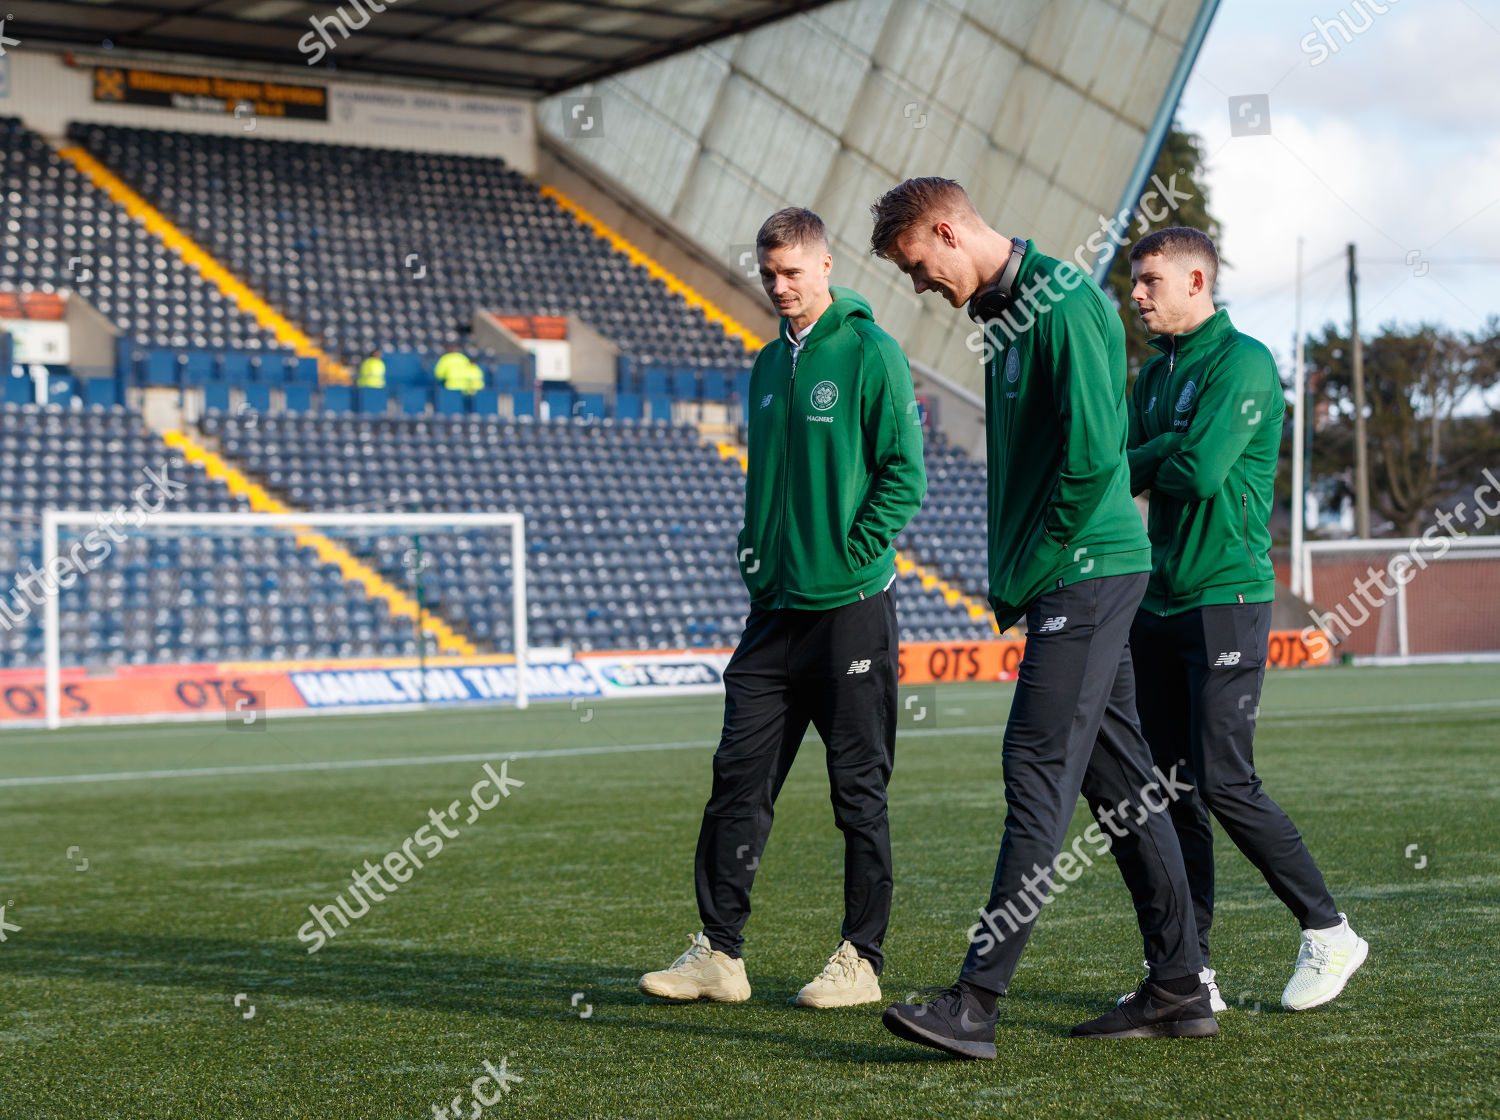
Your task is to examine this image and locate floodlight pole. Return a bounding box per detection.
[1347,242,1371,538]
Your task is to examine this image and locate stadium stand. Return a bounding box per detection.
[200,410,997,652]
[894,428,991,601]
[0,117,280,355]
[70,123,754,379]
[0,117,997,670]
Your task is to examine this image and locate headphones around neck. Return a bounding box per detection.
[966,237,1029,324]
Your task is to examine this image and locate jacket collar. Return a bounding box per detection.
[1148,306,1232,358]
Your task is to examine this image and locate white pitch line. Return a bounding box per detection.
[0,724,1001,789]
[3,694,1497,788]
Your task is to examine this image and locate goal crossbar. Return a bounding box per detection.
[40,509,528,729]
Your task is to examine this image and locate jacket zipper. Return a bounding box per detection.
[1241,491,1253,563]
[776,340,798,608]
[1153,338,1179,616]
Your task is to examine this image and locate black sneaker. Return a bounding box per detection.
[881,984,997,1060]
[1071,978,1220,1039]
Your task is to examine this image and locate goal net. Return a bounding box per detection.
[1300,536,1500,662]
[35,510,529,728]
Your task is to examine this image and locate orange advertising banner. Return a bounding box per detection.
[897,631,1329,685]
[0,664,305,724]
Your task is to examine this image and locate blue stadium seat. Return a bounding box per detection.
[243,384,272,412]
[202,382,231,412]
[436,388,465,415]
[255,355,290,385]
[672,369,699,399]
[399,386,430,415]
[491,361,521,393]
[184,351,215,385]
[84,378,121,408]
[510,392,534,418]
[146,350,179,386]
[282,384,313,412]
[221,353,252,383]
[702,369,727,402]
[646,393,674,422]
[357,386,389,414]
[3,374,32,405]
[322,385,352,412]
[471,388,500,415]
[575,393,606,420]
[542,386,573,420]
[614,392,642,421]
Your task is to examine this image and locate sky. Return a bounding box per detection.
[1175,0,1500,377]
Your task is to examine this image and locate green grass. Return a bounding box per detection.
[2,665,1497,1119]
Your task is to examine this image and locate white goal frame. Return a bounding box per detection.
[41,510,528,729]
[1301,535,1500,661]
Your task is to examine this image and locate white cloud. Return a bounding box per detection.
[1176,0,1500,363]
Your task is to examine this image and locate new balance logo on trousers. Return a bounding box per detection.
[1037,616,1067,633]
[847,659,871,674]
[1213,651,1242,667]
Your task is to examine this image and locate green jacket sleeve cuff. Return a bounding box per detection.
[1128,432,1184,494]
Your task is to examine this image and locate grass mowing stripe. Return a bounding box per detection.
[0,724,1009,788]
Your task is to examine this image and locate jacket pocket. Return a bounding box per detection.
[1240,492,1254,565]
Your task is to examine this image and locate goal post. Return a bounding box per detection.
[1300,535,1500,662]
[40,509,528,729]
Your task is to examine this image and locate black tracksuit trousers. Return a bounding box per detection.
[1130,602,1340,963]
[695,587,898,973]
[960,573,1202,995]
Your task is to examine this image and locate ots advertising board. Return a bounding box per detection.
[580,653,733,697]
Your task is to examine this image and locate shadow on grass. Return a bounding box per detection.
[0,930,1136,1058]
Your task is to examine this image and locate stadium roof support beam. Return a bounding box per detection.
[1091,0,1223,284]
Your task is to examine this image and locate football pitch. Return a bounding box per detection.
[1,664,1497,1119]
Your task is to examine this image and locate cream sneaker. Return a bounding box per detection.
[638,932,751,1002]
[793,941,882,1008]
[1282,913,1368,1011]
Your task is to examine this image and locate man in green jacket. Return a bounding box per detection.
[638,208,926,1009]
[1125,227,1367,1013]
[869,178,1213,1057]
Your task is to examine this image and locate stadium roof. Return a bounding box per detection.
[14,0,835,94]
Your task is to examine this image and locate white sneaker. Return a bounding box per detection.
[1282,913,1368,1011]
[1118,963,1227,1013]
[1200,967,1228,1013]
[793,940,881,1008]
[638,932,751,1002]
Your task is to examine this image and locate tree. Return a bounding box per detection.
[1103,123,1222,371]
[1303,317,1500,535]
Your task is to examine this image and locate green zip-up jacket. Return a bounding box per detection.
[980,242,1151,630]
[1127,307,1284,615]
[737,286,926,611]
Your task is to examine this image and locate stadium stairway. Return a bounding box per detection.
[54,144,352,384]
[161,428,477,655]
[539,184,764,355]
